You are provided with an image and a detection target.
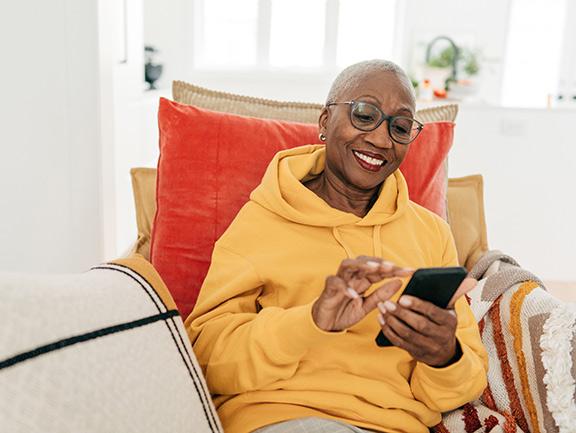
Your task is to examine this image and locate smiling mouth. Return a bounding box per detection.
[352,150,387,172]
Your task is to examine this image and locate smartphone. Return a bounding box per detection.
[375,266,467,347]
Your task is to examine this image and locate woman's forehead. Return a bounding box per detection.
[345,72,415,111]
[351,71,411,96]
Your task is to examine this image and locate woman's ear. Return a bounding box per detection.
[318,106,329,136]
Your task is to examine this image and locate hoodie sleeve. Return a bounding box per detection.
[409,219,488,412]
[185,244,343,395]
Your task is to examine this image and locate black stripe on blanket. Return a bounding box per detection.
[94,264,220,433]
[0,310,178,370]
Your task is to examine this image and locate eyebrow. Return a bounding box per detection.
[356,94,415,117]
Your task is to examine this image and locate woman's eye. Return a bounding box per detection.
[392,118,415,135]
[392,124,410,135]
[355,113,375,123]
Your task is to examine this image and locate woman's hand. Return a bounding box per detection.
[312,256,413,332]
[377,278,477,367]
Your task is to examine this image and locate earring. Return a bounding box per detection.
[319,133,326,142]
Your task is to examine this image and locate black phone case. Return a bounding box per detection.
[375,267,467,347]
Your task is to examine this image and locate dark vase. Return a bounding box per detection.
[145,63,163,90]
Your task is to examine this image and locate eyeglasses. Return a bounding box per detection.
[326,100,424,145]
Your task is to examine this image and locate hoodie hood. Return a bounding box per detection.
[250,144,409,228]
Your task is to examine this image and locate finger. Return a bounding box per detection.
[379,316,406,349]
[364,267,413,284]
[347,275,374,295]
[381,266,415,279]
[337,258,382,281]
[336,259,361,281]
[447,277,477,308]
[380,314,433,355]
[378,301,442,337]
[356,255,385,264]
[364,271,388,284]
[339,256,413,282]
[323,275,354,302]
[396,296,455,326]
[356,256,415,279]
[379,316,416,352]
[373,265,414,281]
[362,279,403,313]
[324,275,372,302]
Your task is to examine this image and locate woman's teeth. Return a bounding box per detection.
[353,150,384,166]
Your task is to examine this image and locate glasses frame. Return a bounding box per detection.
[326,100,424,145]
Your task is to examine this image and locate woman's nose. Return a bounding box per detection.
[365,122,394,149]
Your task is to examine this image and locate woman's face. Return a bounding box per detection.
[319,70,416,192]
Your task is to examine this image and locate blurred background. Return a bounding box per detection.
[1,0,575,289]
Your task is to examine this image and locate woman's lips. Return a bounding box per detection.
[352,150,386,172]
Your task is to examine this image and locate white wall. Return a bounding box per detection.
[0,1,104,273]
[143,0,192,91]
[111,0,148,256]
[451,105,576,281]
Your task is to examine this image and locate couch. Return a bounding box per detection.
[0,81,574,433]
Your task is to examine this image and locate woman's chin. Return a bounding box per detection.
[347,176,386,192]
[349,169,394,190]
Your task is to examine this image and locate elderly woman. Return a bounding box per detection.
[186,59,487,433]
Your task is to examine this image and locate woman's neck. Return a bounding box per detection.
[304,172,379,218]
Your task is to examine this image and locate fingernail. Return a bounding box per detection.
[377,302,386,314]
[448,309,456,316]
[384,300,396,311]
[346,287,359,299]
[378,313,386,326]
[366,261,380,268]
[381,261,393,268]
[398,296,411,307]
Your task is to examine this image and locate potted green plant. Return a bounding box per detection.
[422,35,481,100]
[427,45,480,89]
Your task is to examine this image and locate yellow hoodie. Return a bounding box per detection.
[186,145,488,433]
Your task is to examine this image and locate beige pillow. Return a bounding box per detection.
[172,80,458,124]
[130,169,488,269]
[172,81,323,123]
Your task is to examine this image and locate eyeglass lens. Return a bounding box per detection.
[351,102,419,144]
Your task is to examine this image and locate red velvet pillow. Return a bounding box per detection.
[151,98,454,318]
[399,122,454,218]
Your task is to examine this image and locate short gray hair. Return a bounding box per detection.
[326,59,413,104]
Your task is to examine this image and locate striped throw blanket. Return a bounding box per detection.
[435,251,576,433]
[0,256,223,433]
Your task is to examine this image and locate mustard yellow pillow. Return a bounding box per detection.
[129,168,156,260]
[447,175,489,269]
[130,168,488,269]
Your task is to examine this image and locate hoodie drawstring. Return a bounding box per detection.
[373,225,383,258]
[332,225,384,259]
[332,227,354,258]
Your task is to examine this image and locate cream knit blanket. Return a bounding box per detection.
[436,251,576,433]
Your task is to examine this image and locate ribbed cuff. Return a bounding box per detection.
[414,341,478,386]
